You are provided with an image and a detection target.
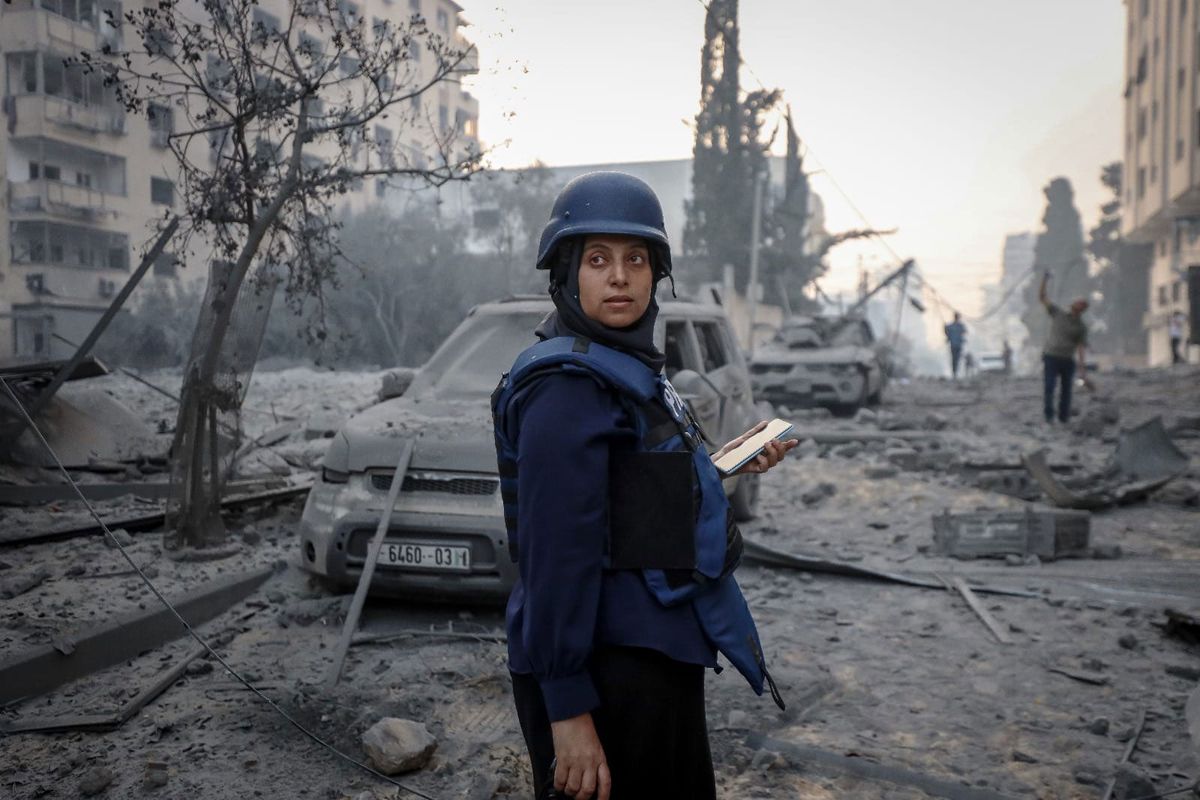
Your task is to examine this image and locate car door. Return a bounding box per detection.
[694,317,754,447]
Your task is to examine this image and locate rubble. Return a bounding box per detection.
[931,508,1091,560]
[362,718,437,775]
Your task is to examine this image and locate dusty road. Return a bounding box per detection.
[1,364,1198,799]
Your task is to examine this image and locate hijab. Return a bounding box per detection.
[534,237,667,373]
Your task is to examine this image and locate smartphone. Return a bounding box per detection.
[714,418,795,476]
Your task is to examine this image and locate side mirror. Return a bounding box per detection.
[671,368,720,426]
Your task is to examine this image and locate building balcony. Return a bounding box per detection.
[5,94,128,145]
[0,5,121,54]
[7,179,124,224]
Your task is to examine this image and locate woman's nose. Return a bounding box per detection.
[610,262,629,285]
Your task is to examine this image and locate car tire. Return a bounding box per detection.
[730,472,760,521]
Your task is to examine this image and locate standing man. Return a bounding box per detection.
[1169,310,1188,365]
[944,312,967,379]
[1001,340,1014,375]
[1038,273,1089,425]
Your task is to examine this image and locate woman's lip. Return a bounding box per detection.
[605,297,633,304]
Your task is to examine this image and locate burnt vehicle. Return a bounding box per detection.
[297,296,761,601]
[749,315,888,415]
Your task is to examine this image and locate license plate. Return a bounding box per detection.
[378,541,471,572]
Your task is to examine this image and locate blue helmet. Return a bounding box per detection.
[536,171,673,278]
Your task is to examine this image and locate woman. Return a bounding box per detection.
[492,172,795,800]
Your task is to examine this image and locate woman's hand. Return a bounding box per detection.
[713,420,799,476]
[550,713,611,799]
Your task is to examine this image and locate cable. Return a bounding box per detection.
[0,378,438,800]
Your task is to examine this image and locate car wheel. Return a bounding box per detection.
[731,472,760,521]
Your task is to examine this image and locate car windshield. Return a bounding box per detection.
[407,310,543,400]
[778,325,824,349]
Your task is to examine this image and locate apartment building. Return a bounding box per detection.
[0,0,479,361]
[1123,0,1200,364]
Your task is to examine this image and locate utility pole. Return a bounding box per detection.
[746,169,766,358]
[891,266,910,348]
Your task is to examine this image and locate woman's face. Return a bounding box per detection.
[577,235,654,328]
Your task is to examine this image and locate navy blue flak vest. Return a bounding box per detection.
[492,336,784,709]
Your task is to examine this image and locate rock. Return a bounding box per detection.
[1072,766,1102,786]
[105,528,134,548]
[1111,764,1157,799]
[1005,554,1023,567]
[464,776,501,800]
[362,718,437,775]
[1087,717,1110,736]
[884,447,920,470]
[143,759,168,789]
[921,412,949,431]
[79,766,114,796]
[1022,554,1041,567]
[830,443,862,459]
[801,482,837,506]
[1165,664,1200,681]
[854,408,878,424]
[185,659,214,677]
[727,709,750,728]
[241,529,262,546]
[1011,750,1038,764]
[1118,633,1139,650]
[379,368,417,401]
[0,567,50,599]
[864,465,899,480]
[1091,544,1123,560]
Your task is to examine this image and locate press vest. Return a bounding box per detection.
[492,336,784,708]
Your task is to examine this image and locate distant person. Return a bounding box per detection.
[1001,340,1014,375]
[1038,273,1089,424]
[1169,310,1188,365]
[944,312,967,379]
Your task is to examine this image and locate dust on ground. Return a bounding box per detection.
[1,364,1198,799]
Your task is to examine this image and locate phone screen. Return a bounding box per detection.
[714,419,794,476]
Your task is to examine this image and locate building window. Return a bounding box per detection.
[1183,0,1189,16]
[438,104,448,132]
[1174,280,1184,301]
[437,8,449,31]
[375,178,387,198]
[153,252,178,277]
[1151,164,1158,183]
[75,171,92,188]
[10,220,128,270]
[1138,166,1147,197]
[148,102,173,147]
[1138,106,1148,139]
[43,164,62,182]
[150,177,174,205]
[1159,285,1170,306]
[1142,0,1150,17]
[1179,138,1186,161]
[1180,67,1187,90]
[1153,99,1159,122]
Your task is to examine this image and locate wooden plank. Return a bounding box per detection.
[324,440,413,688]
[949,576,1013,645]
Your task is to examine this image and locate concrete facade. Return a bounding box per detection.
[1122,0,1200,364]
[0,0,478,360]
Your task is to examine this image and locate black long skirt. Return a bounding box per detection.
[511,645,716,800]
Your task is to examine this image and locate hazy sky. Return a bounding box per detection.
[464,1,1125,316]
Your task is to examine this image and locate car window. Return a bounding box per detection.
[695,321,728,372]
[408,310,543,400]
[664,321,691,377]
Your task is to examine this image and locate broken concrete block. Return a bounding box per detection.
[1111,764,1157,799]
[304,413,344,441]
[801,482,837,506]
[79,766,115,796]
[362,718,437,775]
[379,368,417,401]
[0,567,50,599]
[885,447,920,470]
[864,465,899,480]
[830,443,862,459]
[1087,717,1110,736]
[931,508,1091,561]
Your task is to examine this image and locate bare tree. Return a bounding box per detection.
[78,0,482,547]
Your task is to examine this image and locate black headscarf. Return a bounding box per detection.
[534,238,667,373]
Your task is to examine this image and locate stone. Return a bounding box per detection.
[864,465,899,480]
[241,529,262,546]
[884,447,920,470]
[830,443,862,460]
[1165,664,1200,682]
[854,408,878,424]
[1118,633,1139,650]
[1011,750,1038,764]
[104,528,134,548]
[727,709,750,728]
[79,766,114,796]
[1072,766,1101,786]
[185,659,214,676]
[1087,717,1110,736]
[801,482,837,506]
[1004,554,1023,567]
[143,759,168,789]
[1091,544,1123,560]
[1111,764,1157,799]
[362,718,437,775]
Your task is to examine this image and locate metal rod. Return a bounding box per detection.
[746,169,766,358]
[324,439,414,688]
